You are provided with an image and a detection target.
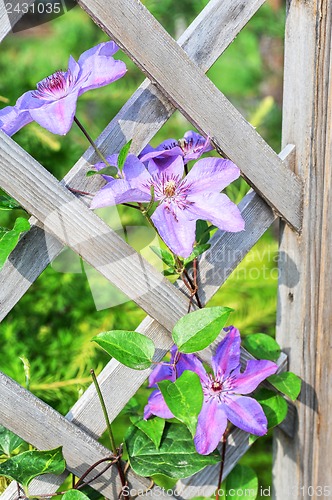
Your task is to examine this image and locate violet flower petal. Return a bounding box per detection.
[225,395,268,436]
[211,326,241,377]
[176,354,208,382]
[78,41,127,94]
[194,398,228,455]
[187,192,245,233]
[28,90,80,135]
[90,180,150,209]
[143,389,174,420]
[232,359,278,394]
[122,154,151,187]
[148,362,175,388]
[185,158,240,194]
[151,203,196,258]
[0,105,33,136]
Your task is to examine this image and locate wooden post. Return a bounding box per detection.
[273,0,332,497]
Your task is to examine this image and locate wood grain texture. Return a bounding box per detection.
[273,1,332,497]
[77,0,303,231]
[0,0,266,322]
[0,372,158,499]
[0,131,189,330]
[0,0,34,42]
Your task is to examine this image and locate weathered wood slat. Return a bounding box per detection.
[0,0,34,42]
[0,0,267,322]
[0,131,189,330]
[273,1,332,497]
[0,372,157,499]
[78,0,303,231]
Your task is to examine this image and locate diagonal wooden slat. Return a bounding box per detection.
[77,0,303,232]
[0,131,189,330]
[0,0,35,42]
[0,372,157,499]
[0,0,268,322]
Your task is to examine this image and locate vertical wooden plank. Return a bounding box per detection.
[273,0,332,496]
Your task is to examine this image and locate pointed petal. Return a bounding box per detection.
[225,395,268,436]
[148,361,175,388]
[78,41,127,94]
[123,154,151,188]
[91,180,150,209]
[142,149,184,174]
[151,203,196,258]
[182,131,213,162]
[0,105,32,136]
[185,158,240,194]
[194,399,227,455]
[144,390,174,419]
[29,91,79,135]
[67,55,81,82]
[176,353,208,382]
[187,192,245,232]
[212,327,241,377]
[232,360,278,394]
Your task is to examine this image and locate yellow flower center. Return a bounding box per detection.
[164,180,177,197]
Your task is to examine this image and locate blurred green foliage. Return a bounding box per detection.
[0,1,285,497]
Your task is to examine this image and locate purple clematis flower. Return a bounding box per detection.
[144,327,278,455]
[139,130,213,169]
[193,327,278,455]
[91,153,244,258]
[144,345,204,420]
[0,41,126,136]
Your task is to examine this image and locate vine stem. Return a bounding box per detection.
[216,429,229,500]
[90,370,128,495]
[74,116,112,168]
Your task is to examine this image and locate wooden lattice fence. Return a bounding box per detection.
[0,0,331,498]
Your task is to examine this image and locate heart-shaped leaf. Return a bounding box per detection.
[0,446,66,490]
[0,217,30,271]
[130,417,165,449]
[92,330,155,370]
[267,372,301,401]
[125,423,220,479]
[254,388,288,429]
[172,307,233,353]
[62,491,90,500]
[158,371,203,436]
[0,426,25,456]
[242,333,281,361]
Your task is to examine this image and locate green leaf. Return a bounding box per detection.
[0,194,21,210]
[92,330,155,370]
[150,246,175,268]
[254,388,288,429]
[86,165,118,177]
[0,217,30,272]
[130,417,165,449]
[0,446,66,489]
[267,372,302,401]
[195,220,215,245]
[172,307,233,353]
[184,244,211,266]
[158,371,203,436]
[125,423,220,479]
[242,333,281,361]
[62,490,90,500]
[225,464,258,500]
[118,140,132,170]
[0,426,25,456]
